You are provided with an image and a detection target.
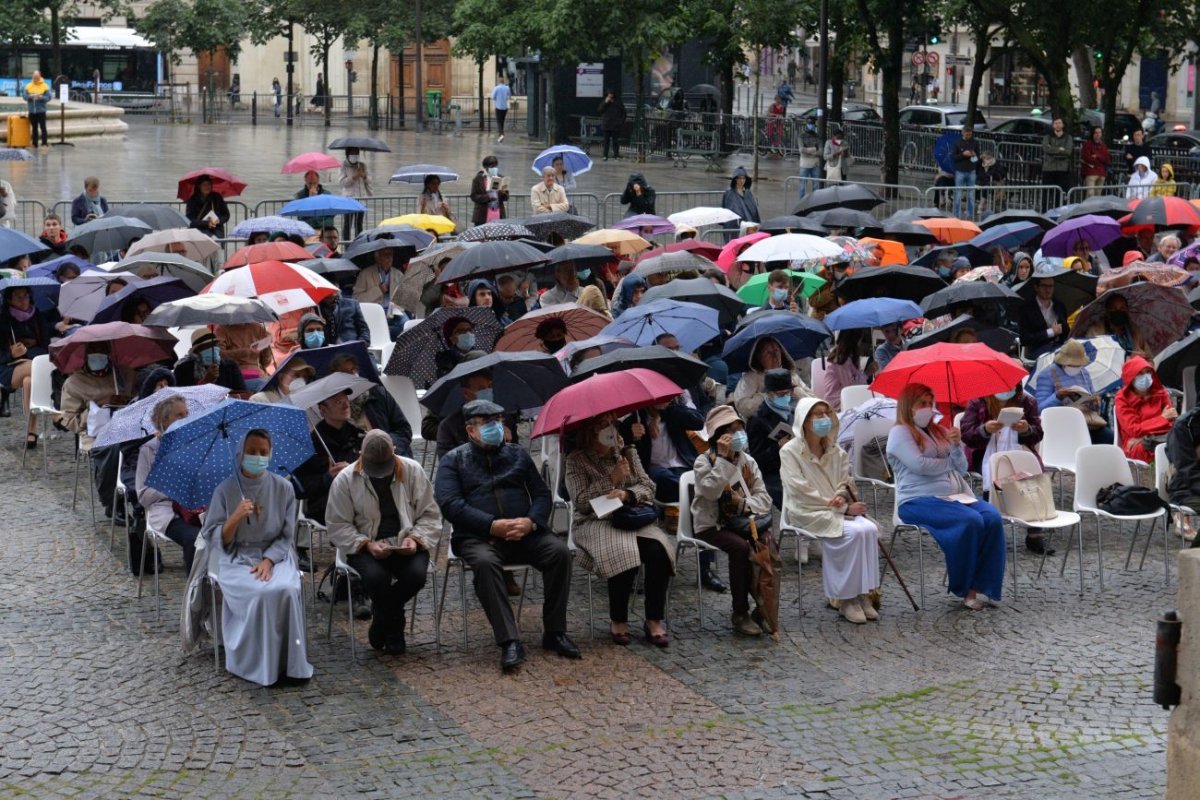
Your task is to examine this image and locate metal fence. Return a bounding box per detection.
[14,200,48,237]
[1065,183,1193,204]
[923,184,1066,219]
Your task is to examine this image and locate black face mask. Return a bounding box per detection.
[1108,310,1130,327]
[544,338,566,353]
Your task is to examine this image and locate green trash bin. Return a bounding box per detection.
[424,89,443,119]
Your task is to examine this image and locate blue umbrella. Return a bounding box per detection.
[94,384,230,448]
[388,163,458,184]
[933,131,960,173]
[90,276,193,324]
[231,216,316,239]
[279,195,367,218]
[912,242,993,269]
[0,148,33,161]
[722,310,832,372]
[531,144,593,177]
[25,255,99,280]
[0,228,48,262]
[147,399,315,508]
[967,221,1043,253]
[0,276,60,312]
[823,298,924,331]
[262,341,381,392]
[601,299,720,354]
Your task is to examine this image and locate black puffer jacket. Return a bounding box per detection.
[361,386,413,457]
[435,440,551,543]
[1168,407,1200,506]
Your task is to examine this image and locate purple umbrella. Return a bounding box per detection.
[89,276,194,324]
[1041,214,1122,258]
[612,214,675,236]
[1169,240,1200,268]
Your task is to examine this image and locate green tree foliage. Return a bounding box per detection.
[134,0,250,64]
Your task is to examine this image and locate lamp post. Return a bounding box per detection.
[344,49,357,117]
[817,0,829,174]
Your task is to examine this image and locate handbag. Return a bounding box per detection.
[610,503,658,530]
[725,511,774,538]
[992,454,1056,522]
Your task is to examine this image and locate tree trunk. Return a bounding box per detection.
[880,17,904,185]
[1101,74,1122,146]
[829,49,845,124]
[752,47,761,184]
[51,6,62,78]
[964,24,990,129]
[1073,45,1097,109]
[369,41,379,130]
[634,55,646,157]
[1044,60,1074,125]
[323,44,331,127]
[477,57,484,130]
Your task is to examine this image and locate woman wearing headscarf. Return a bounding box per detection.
[780,397,881,624]
[731,336,814,419]
[0,284,55,441]
[1115,356,1176,464]
[202,428,313,686]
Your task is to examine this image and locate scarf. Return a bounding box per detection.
[8,304,35,322]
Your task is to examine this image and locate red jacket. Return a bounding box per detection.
[1115,355,1173,462]
[1080,139,1111,178]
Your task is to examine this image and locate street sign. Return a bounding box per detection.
[926,52,941,67]
[576,63,604,98]
[911,52,926,66]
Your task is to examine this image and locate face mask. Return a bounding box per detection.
[913,408,935,428]
[199,346,221,366]
[811,417,833,437]
[487,166,499,177]
[994,390,1016,401]
[767,394,792,413]
[937,267,951,280]
[1063,364,1084,376]
[730,430,749,453]
[289,377,307,391]
[478,420,505,447]
[456,332,476,352]
[304,331,325,348]
[770,287,788,303]
[347,155,359,164]
[578,269,592,281]
[1133,374,1153,392]
[1109,310,1130,326]
[597,426,618,448]
[241,454,270,476]
[86,353,109,372]
[544,338,565,353]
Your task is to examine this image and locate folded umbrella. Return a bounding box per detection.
[574,228,652,256]
[978,209,1055,231]
[111,204,190,231]
[495,304,610,353]
[383,307,505,386]
[871,342,1028,406]
[327,136,390,152]
[94,384,230,448]
[176,167,247,200]
[230,216,316,240]
[288,372,377,410]
[793,183,884,213]
[642,277,747,328]
[125,228,220,262]
[279,195,367,218]
[265,341,380,392]
[736,233,844,264]
[602,299,720,354]
[108,252,213,293]
[282,152,342,174]
[571,345,709,389]
[515,212,595,241]
[1154,330,1200,390]
[1032,335,1125,395]
[632,250,714,279]
[57,273,143,322]
[532,144,593,176]
[1012,266,1098,315]
[378,214,456,236]
[437,240,549,284]
[224,241,313,269]
[835,265,947,303]
[459,222,535,242]
[920,281,1022,318]
[913,217,982,245]
[388,163,457,183]
[667,207,741,228]
[824,298,924,331]
[1071,282,1193,354]
[906,315,1018,354]
[91,276,193,325]
[735,270,826,305]
[758,215,826,235]
[531,368,685,437]
[50,321,177,374]
[716,232,771,271]
[1041,214,1123,258]
[721,311,832,372]
[967,221,1043,253]
[612,214,675,235]
[0,276,58,312]
[0,228,48,262]
[202,260,337,315]
[144,294,278,327]
[421,351,570,416]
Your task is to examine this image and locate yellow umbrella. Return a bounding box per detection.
[379,214,456,235]
[574,228,651,256]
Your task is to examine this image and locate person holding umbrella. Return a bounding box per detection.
[293,170,335,231]
[327,352,413,458]
[551,155,576,191]
[530,167,570,214]
[874,323,906,371]
[352,244,407,338]
[249,357,314,405]
[0,283,56,428]
[136,395,201,578]
[61,342,135,521]
[731,336,814,419]
[1084,293,1149,357]
[201,428,314,686]
[175,331,248,393]
[294,386,367,529]
[746,368,796,508]
[435,315,482,379]
[417,175,453,220]
[339,148,372,240]
[539,262,583,307]
[185,176,231,239]
[821,329,875,412]
[885,382,1007,610]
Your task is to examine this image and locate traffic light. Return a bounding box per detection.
[927,16,943,45]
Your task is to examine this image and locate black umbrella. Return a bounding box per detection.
[758,215,826,235]
[883,207,950,224]
[572,345,711,389]
[344,236,430,267]
[912,243,994,269]
[113,204,190,231]
[514,238,557,253]
[300,257,360,280]
[327,136,390,152]
[979,209,1055,231]
[1154,330,1200,390]
[808,208,883,232]
[545,243,616,268]
[90,276,193,324]
[632,251,714,279]
[906,315,1019,355]
[459,222,535,242]
[837,265,947,303]
[641,277,748,328]
[1190,284,1200,310]
[420,350,569,416]
[793,184,884,213]
[1059,195,1131,221]
[438,240,550,284]
[67,216,153,254]
[879,221,939,246]
[514,212,596,240]
[920,281,1023,318]
[383,307,505,387]
[1013,266,1099,315]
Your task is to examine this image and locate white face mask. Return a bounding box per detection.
[1133,374,1153,392]
[1063,364,1084,376]
[289,377,307,391]
[347,155,359,164]
[597,426,618,448]
[913,408,935,428]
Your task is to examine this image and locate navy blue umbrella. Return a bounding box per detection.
[25,255,99,280]
[0,228,48,262]
[823,298,924,331]
[90,276,194,324]
[722,310,831,372]
[967,221,1043,253]
[263,341,381,393]
[0,276,60,312]
[421,350,569,416]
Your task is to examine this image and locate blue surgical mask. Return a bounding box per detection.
[767,394,793,413]
[473,387,494,403]
[770,287,788,303]
[578,269,592,281]
[478,420,505,447]
[304,330,325,348]
[86,353,109,372]
[242,454,270,476]
[198,346,221,366]
[730,430,749,453]
[487,166,499,177]
[994,390,1016,401]
[811,417,833,437]
[1133,374,1153,392]
[456,332,476,352]
[937,267,951,280]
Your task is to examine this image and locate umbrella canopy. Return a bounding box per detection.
[112,204,190,231]
[793,183,884,213]
[176,167,246,200]
[1012,266,1099,315]
[91,276,193,325]
[299,257,360,281]
[144,294,278,327]
[758,215,826,235]
[836,265,948,303]
[352,224,436,248]
[1059,194,1131,221]
[146,399,315,508]
[378,214,456,236]
[515,212,595,241]
[327,136,390,152]
[979,209,1055,231]
[911,242,994,269]
[602,299,721,353]
[612,214,675,235]
[716,232,772,271]
[920,281,1022,318]
[388,163,458,184]
[737,233,844,264]
[57,273,143,321]
[641,276,748,328]
[495,303,611,353]
[94,384,230,448]
[1033,335,1125,395]
[383,307,505,386]
[24,255,98,280]
[230,216,316,240]
[1070,282,1193,354]
[884,207,950,224]
[202,260,337,314]
[438,240,550,284]
[264,341,381,392]
[1123,195,1200,231]
[721,311,832,372]
[913,217,983,244]
[545,243,616,269]
[344,233,434,267]
[1170,240,1200,268]
[735,269,826,305]
[50,321,177,373]
[125,228,220,262]
[288,372,377,410]
[667,207,741,228]
[571,345,710,389]
[575,228,652,256]
[224,241,312,269]
[0,276,58,312]
[279,195,367,218]
[1097,261,1189,291]
[459,221,535,242]
[0,148,33,161]
[409,241,468,272]
[107,252,212,293]
[824,297,924,331]
[0,228,48,262]
[556,335,637,368]
[871,342,1028,405]
[856,237,909,265]
[906,315,1018,354]
[282,152,342,174]
[1041,214,1123,258]
[1154,330,1200,390]
[967,221,1043,253]
[531,368,685,437]
[631,250,714,279]
[662,239,722,261]
[876,222,938,246]
[532,144,593,176]
[421,351,570,416]
[809,208,883,232]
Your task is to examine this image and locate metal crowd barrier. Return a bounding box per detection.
[1065,183,1194,204]
[49,199,253,234]
[14,200,48,237]
[924,184,1066,219]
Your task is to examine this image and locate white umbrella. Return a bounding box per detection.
[125,229,220,262]
[1032,335,1125,395]
[667,207,741,228]
[288,372,377,410]
[737,233,845,263]
[58,272,144,322]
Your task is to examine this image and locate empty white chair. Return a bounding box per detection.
[381,374,427,464]
[434,533,530,649]
[808,358,829,402]
[839,384,876,411]
[1037,406,1091,504]
[674,471,721,630]
[359,302,393,360]
[1110,405,1151,478]
[23,354,57,473]
[777,489,815,621]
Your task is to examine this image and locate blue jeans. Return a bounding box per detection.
[898,497,1006,600]
[954,169,976,219]
[797,166,820,199]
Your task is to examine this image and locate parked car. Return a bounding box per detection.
[1079,109,1142,142]
[797,102,881,123]
[992,111,1141,144]
[1148,130,1200,185]
[898,104,987,130]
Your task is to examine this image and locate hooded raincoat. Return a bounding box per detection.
[1126,156,1157,199]
[1114,355,1174,462]
[1150,163,1178,197]
[721,167,760,224]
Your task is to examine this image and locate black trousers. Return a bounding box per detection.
[30,112,48,146]
[342,212,364,241]
[454,530,572,645]
[346,549,429,631]
[495,108,508,135]
[92,443,119,514]
[603,131,620,158]
[607,537,672,623]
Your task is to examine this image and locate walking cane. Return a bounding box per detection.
[877,537,919,611]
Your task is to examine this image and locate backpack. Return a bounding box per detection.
[1095,482,1172,525]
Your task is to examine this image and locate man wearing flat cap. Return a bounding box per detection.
[174,329,248,391]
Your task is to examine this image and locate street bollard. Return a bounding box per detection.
[1155,609,1182,710]
[451,103,462,137]
[251,92,257,125]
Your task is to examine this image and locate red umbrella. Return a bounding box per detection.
[663,239,721,261]
[177,167,248,201]
[224,241,313,269]
[281,152,342,174]
[871,342,1028,406]
[50,322,177,374]
[532,368,684,437]
[493,304,609,353]
[1119,195,1200,232]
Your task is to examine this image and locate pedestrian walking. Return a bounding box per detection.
[491,78,511,142]
[598,90,627,161]
[272,77,282,118]
[22,70,51,148]
[339,148,371,240]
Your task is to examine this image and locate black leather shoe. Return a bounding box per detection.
[500,640,525,672]
[296,550,314,574]
[352,599,373,620]
[541,631,582,659]
[367,618,387,651]
[382,629,406,655]
[1025,533,1056,556]
[701,570,728,593]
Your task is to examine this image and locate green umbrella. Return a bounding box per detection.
[735,269,826,305]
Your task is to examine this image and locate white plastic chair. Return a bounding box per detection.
[1037,406,1091,504]
[136,520,176,618]
[839,384,876,411]
[327,546,363,660]
[850,415,895,517]
[1110,404,1151,480]
[674,471,721,630]
[296,501,326,605]
[889,490,937,608]
[23,354,57,473]
[808,358,829,402]
[777,489,816,622]
[987,450,1084,596]
[434,527,531,649]
[359,302,393,361]
[1072,444,1169,590]
[203,539,223,671]
[381,374,428,468]
[110,449,132,548]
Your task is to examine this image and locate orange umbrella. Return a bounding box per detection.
[913,217,982,244]
[858,237,908,266]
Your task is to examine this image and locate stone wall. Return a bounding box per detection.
[1168,549,1200,798]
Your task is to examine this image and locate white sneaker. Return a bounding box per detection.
[498,134,504,143]
[859,594,879,621]
[841,596,866,624]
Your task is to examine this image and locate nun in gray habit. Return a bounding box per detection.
[200,428,313,686]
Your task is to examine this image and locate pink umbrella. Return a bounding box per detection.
[716,232,771,272]
[282,152,342,174]
[50,322,177,374]
[532,368,684,437]
[493,304,610,353]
